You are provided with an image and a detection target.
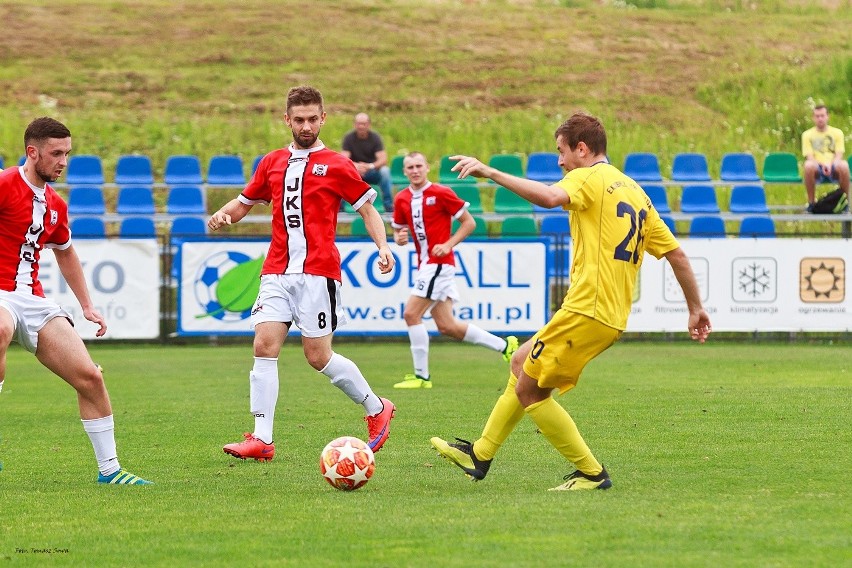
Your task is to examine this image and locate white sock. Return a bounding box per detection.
[0,379,4,394]
[463,324,508,352]
[250,357,279,444]
[407,323,430,379]
[321,352,383,415]
[81,415,120,476]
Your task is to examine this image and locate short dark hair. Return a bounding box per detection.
[286,86,324,114]
[554,112,607,155]
[813,104,828,112]
[24,117,71,148]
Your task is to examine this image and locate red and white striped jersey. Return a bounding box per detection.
[0,167,71,297]
[241,142,375,281]
[392,182,468,268]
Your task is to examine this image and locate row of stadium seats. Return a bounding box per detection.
[71,216,207,239]
[68,185,205,216]
[0,154,257,187]
[5,151,843,188]
[390,152,852,187]
[349,213,777,240]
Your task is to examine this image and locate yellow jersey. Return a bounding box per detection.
[802,126,845,165]
[556,162,679,330]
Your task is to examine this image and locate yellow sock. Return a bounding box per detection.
[525,397,602,476]
[473,373,525,460]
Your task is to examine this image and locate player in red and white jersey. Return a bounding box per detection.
[209,86,396,460]
[390,152,518,389]
[0,117,150,485]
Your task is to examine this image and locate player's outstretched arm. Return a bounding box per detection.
[449,155,567,209]
[208,199,253,231]
[665,247,712,343]
[53,245,107,337]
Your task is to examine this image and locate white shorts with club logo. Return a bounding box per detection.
[0,290,73,354]
[412,263,460,303]
[250,273,348,338]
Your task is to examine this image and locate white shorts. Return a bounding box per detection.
[0,290,73,354]
[412,263,460,303]
[250,273,349,338]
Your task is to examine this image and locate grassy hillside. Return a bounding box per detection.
[0,0,849,178]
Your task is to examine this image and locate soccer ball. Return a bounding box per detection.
[320,436,375,491]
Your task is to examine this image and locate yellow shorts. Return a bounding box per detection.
[522,310,622,394]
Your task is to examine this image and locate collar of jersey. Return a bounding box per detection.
[288,141,326,157]
[17,166,47,197]
[409,181,433,195]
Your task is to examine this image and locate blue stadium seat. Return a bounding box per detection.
[672,153,711,182]
[623,152,663,182]
[119,217,156,239]
[170,216,207,236]
[66,155,104,185]
[540,213,569,236]
[729,185,769,214]
[18,156,26,166]
[115,155,154,186]
[641,184,671,214]
[540,214,570,278]
[0,156,4,169]
[67,186,106,215]
[167,185,206,215]
[661,215,677,235]
[164,155,203,186]
[70,217,106,239]
[689,215,726,238]
[207,155,246,186]
[526,152,563,183]
[680,185,720,214]
[720,153,760,182]
[739,216,775,238]
[532,203,564,214]
[116,186,156,215]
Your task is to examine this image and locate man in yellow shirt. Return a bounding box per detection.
[430,112,712,491]
[803,105,849,211]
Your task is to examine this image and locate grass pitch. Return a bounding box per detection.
[0,340,849,566]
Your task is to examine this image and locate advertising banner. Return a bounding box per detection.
[41,239,161,339]
[628,238,850,332]
[177,239,550,336]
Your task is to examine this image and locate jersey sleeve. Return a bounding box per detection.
[556,169,596,211]
[802,129,814,157]
[240,154,271,205]
[441,186,468,219]
[337,156,375,209]
[832,128,845,155]
[643,207,680,259]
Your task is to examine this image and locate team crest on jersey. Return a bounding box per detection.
[426,196,437,205]
[312,164,328,176]
[50,210,58,225]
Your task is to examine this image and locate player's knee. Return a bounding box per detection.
[303,347,331,371]
[0,322,13,348]
[402,310,421,326]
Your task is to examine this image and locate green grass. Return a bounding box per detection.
[0,0,849,183]
[1,341,849,566]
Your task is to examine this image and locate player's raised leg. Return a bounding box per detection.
[305,334,395,452]
[36,317,151,485]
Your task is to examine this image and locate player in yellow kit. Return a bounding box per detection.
[431,112,712,490]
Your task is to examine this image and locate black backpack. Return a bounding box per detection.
[810,188,849,214]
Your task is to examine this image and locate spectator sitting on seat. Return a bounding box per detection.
[341,113,394,212]
[802,104,849,212]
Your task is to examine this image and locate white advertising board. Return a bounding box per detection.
[40,239,161,339]
[177,239,549,336]
[628,239,850,332]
